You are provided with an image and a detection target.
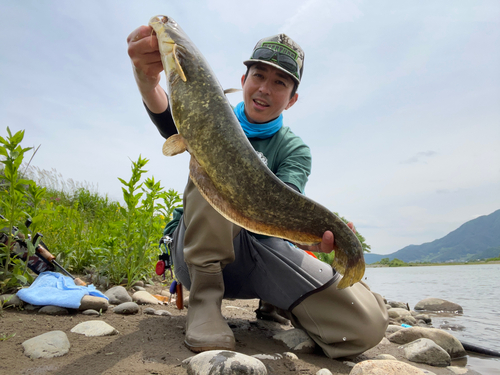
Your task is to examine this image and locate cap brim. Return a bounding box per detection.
[243,59,300,84]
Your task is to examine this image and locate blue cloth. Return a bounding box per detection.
[234,101,283,139]
[16,271,108,309]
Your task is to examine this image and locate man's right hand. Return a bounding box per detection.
[127,25,168,113]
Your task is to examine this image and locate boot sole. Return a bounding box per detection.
[184,340,235,353]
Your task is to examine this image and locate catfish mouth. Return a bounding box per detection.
[150,15,169,25]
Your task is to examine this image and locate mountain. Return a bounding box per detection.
[364,209,500,264]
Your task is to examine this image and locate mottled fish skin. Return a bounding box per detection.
[149,15,364,288]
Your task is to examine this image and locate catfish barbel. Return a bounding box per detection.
[149,15,365,288]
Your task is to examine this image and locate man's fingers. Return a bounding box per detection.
[140,61,164,78]
[347,222,356,234]
[127,26,162,78]
[127,25,154,44]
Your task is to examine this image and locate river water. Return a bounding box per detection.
[364,263,500,374]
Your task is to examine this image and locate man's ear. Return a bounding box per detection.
[241,74,246,88]
[285,93,299,110]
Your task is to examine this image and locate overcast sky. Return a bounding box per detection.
[1,1,499,255]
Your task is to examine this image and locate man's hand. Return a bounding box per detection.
[296,222,356,254]
[127,25,168,113]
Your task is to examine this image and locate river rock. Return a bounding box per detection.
[350,360,428,374]
[22,331,70,359]
[154,309,172,316]
[388,308,412,319]
[400,315,418,325]
[446,366,481,374]
[0,293,23,307]
[414,314,432,324]
[414,298,463,313]
[316,369,333,375]
[132,290,160,305]
[273,328,316,353]
[388,301,409,310]
[183,350,267,375]
[283,352,298,360]
[79,295,108,311]
[251,353,282,360]
[373,354,397,360]
[113,302,139,315]
[81,309,100,316]
[143,307,156,315]
[388,327,466,358]
[439,323,465,331]
[39,306,69,315]
[24,304,39,311]
[71,321,118,337]
[159,290,171,298]
[386,324,404,335]
[133,286,146,291]
[403,338,451,366]
[104,286,132,305]
[376,337,391,346]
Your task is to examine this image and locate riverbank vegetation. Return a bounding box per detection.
[0,128,182,293]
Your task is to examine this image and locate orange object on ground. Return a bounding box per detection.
[152,294,170,303]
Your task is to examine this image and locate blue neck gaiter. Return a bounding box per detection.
[234,101,283,139]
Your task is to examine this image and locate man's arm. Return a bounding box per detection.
[127,25,178,139]
[127,25,168,114]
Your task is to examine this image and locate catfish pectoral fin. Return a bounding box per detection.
[163,134,187,156]
[173,43,187,82]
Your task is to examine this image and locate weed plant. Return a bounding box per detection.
[0,128,39,292]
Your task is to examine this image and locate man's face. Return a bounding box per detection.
[241,63,298,124]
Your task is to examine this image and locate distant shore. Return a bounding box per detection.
[366,260,500,268]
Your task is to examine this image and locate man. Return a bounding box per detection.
[127,25,388,357]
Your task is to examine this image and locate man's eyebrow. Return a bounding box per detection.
[275,71,292,82]
[254,64,293,83]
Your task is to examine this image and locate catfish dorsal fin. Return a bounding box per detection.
[162,134,188,156]
[223,88,242,94]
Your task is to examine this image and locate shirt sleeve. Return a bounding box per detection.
[276,141,312,194]
[144,102,178,139]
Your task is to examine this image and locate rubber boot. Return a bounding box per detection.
[184,264,235,352]
[288,276,389,358]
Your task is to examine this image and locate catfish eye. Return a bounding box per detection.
[160,16,168,23]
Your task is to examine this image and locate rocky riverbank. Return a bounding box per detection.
[0,277,486,375]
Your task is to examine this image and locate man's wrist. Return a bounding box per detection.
[138,80,168,114]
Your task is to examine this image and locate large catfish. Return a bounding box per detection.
[149,15,364,288]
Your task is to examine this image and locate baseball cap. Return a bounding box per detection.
[243,34,304,84]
